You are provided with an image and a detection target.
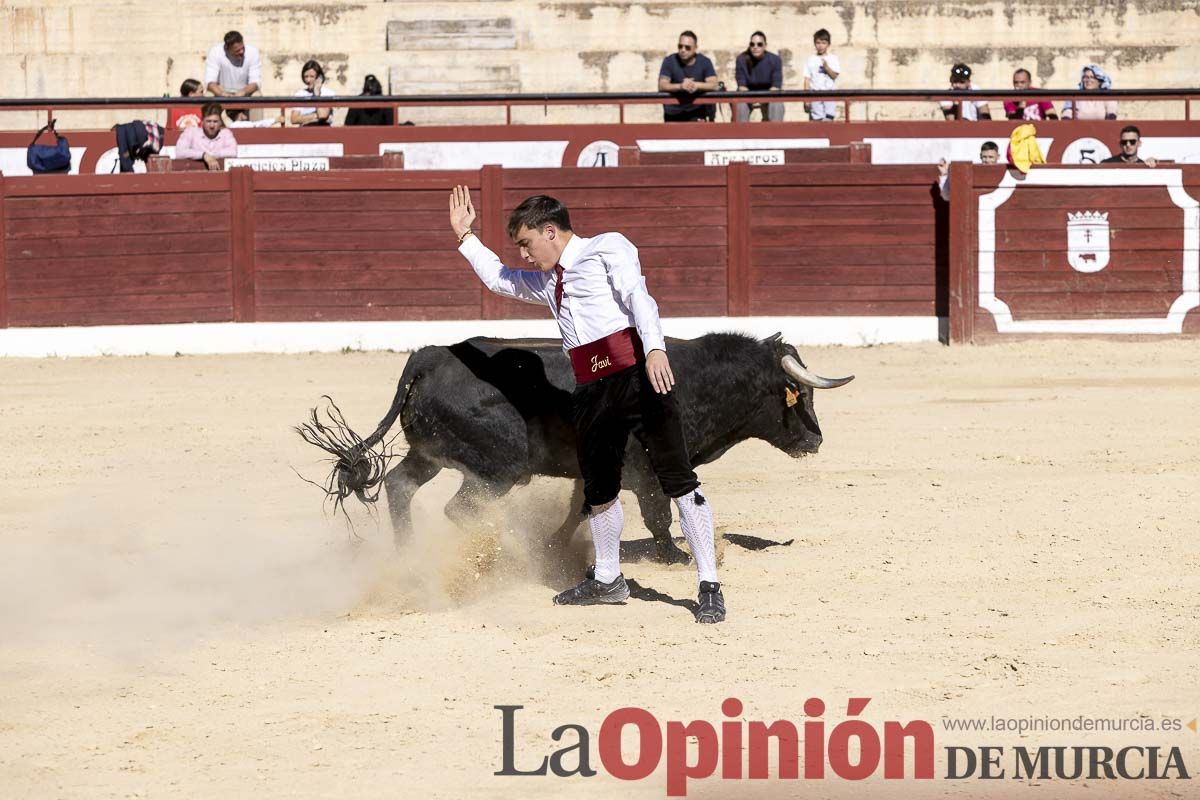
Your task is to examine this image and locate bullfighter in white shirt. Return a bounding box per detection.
[449,186,725,623]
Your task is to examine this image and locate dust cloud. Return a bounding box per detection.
[0,470,599,656]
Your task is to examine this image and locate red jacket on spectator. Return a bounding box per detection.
[169,107,202,130]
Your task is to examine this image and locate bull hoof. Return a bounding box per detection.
[657,542,692,565]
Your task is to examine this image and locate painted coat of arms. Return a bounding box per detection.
[1067,211,1110,272]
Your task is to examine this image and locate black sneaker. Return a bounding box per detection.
[552,565,630,606]
[696,581,726,624]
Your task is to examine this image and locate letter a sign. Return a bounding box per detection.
[1067,210,1110,273]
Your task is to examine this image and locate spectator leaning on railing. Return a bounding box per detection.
[1005,68,1057,121]
[176,102,239,171]
[658,30,718,123]
[205,31,262,101]
[205,30,261,123]
[940,63,991,121]
[734,31,783,122]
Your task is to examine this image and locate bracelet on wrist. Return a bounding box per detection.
[457,229,474,244]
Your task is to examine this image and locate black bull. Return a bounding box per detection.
[299,332,852,563]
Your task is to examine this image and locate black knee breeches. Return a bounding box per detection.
[571,364,699,510]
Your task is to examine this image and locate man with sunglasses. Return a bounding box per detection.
[1102,126,1157,167]
[658,30,718,122]
[735,31,783,122]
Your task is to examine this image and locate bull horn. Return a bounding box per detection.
[781,355,854,389]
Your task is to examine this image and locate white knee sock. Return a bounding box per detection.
[589,499,624,583]
[675,489,718,584]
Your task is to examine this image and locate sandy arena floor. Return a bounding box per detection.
[0,339,1198,798]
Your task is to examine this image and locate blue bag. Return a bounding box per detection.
[27,119,72,174]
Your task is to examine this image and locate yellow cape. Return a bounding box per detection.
[1009,124,1045,173]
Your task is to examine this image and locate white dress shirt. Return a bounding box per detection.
[459,231,666,355]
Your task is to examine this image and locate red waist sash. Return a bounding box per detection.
[569,328,644,384]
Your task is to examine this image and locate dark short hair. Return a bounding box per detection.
[362,74,383,95]
[1120,124,1141,138]
[813,28,831,42]
[951,63,972,80]
[201,102,224,119]
[223,31,244,49]
[180,78,202,96]
[1013,68,1032,81]
[507,195,572,238]
[679,30,697,43]
[301,59,325,81]
[980,141,1000,153]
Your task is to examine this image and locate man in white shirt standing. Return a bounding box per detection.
[448,186,726,624]
[205,31,262,101]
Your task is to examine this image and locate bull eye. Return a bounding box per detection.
[785,387,800,408]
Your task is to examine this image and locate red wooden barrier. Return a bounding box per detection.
[230,167,257,322]
[726,161,750,316]
[0,175,7,329]
[948,164,1200,341]
[2,173,234,327]
[0,164,943,329]
[747,165,941,315]
[479,165,506,321]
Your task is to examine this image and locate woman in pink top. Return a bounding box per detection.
[175,102,239,170]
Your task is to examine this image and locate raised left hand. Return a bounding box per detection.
[645,349,675,394]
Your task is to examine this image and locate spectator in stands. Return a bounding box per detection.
[345,74,396,126]
[936,141,1000,200]
[734,32,783,122]
[291,59,336,126]
[803,28,840,121]
[225,108,286,128]
[169,79,204,130]
[658,30,718,123]
[1102,125,1156,166]
[940,63,991,120]
[205,31,262,102]
[176,102,239,170]
[1061,64,1118,120]
[1005,68,1057,120]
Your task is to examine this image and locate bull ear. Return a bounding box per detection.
[762,332,783,344]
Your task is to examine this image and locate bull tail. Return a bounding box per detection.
[296,375,418,513]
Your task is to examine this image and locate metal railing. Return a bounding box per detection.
[1,88,1197,127]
